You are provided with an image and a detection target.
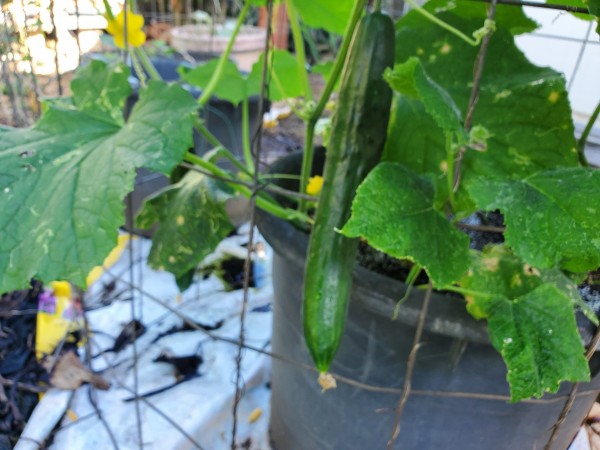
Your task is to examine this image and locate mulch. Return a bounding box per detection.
[0,282,47,448]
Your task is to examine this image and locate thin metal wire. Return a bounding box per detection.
[48,0,63,97]
[230,2,274,448]
[568,21,594,92]
[454,0,498,192]
[126,196,144,449]
[88,336,208,450]
[105,267,600,405]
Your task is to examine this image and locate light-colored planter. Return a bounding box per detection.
[170,24,266,71]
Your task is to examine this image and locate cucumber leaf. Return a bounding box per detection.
[589,0,600,34]
[384,57,466,141]
[248,50,307,101]
[180,59,258,105]
[387,11,579,212]
[468,167,600,273]
[0,61,197,291]
[462,247,589,402]
[136,171,233,289]
[289,0,352,35]
[181,50,306,104]
[424,0,538,35]
[341,162,470,287]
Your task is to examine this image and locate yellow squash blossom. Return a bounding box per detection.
[105,8,146,49]
[306,175,324,196]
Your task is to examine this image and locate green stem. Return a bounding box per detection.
[102,0,114,20]
[577,99,600,166]
[135,47,162,81]
[194,117,223,148]
[405,0,479,46]
[374,0,383,12]
[260,173,302,181]
[130,50,147,87]
[445,133,455,208]
[242,95,254,173]
[298,0,368,213]
[193,118,250,175]
[184,152,312,223]
[442,285,493,299]
[286,0,313,101]
[301,23,321,65]
[198,1,251,106]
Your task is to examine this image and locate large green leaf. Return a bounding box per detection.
[0,61,198,291]
[289,0,352,35]
[462,247,589,401]
[341,162,470,286]
[179,59,260,105]
[589,0,600,34]
[136,171,233,289]
[468,167,600,273]
[384,57,466,141]
[248,50,307,101]
[387,10,579,212]
[424,0,538,35]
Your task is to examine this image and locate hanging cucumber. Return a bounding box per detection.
[303,11,395,377]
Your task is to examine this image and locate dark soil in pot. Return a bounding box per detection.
[256,149,600,450]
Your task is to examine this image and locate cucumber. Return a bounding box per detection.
[303,11,395,374]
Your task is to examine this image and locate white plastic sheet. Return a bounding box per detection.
[18,227,273,450]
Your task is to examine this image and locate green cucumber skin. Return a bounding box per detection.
[303,12,395,372]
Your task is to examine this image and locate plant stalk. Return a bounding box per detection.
[577,99,600,166]
[286,0,313,101]
[135,48,162,81]
[194,118,251,175]
[130,50,147,87]
[405,0,479,46]
[198,1,251,106]
[298,0,368,213]
[242,95,254,173]
[445,133,456,207]
[183,152,312,223]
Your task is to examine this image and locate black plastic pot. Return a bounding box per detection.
[256,150,600,450]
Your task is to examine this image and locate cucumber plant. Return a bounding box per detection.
[0,0,599,403]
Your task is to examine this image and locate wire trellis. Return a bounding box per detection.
[2,0,600,449]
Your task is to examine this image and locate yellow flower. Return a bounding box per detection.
[105,8,146,49]
[306,175,324,196]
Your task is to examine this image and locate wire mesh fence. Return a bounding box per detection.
[1,0,600,449]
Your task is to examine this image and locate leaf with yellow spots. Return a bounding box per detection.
[468,168,600,273]
[0,61,197,292]
[386,8,579,214]
[461,246,589,401]
[137,171,233,290]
